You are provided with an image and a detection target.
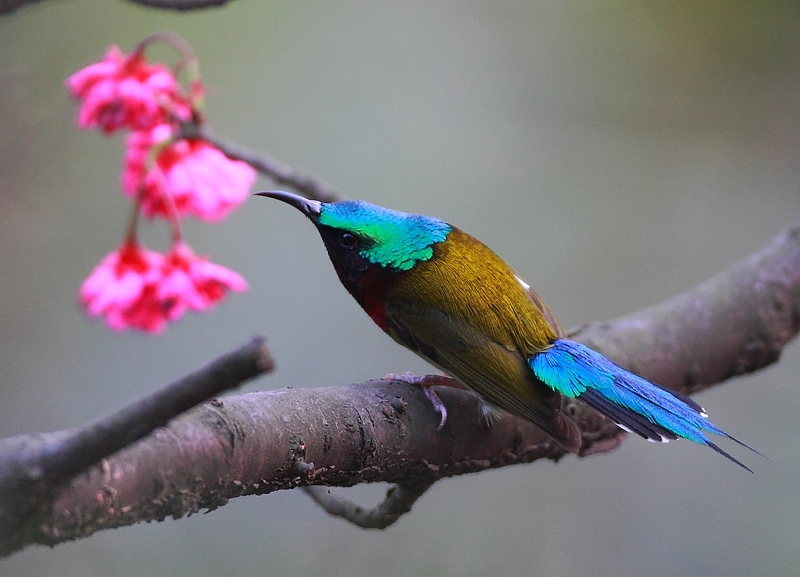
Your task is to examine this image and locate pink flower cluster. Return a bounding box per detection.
[66,46,181,134]
[80,242,247,334]
[68,39,255,333]
[123,124,253,221]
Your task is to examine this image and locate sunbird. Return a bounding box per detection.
[258,190,756,471]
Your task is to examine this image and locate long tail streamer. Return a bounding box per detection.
[531,339,761,471]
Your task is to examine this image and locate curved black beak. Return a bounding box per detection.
[254,190,322,218]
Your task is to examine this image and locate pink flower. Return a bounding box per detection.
[80,241,247,333]
[80,242,171,333]
[66,45,186,134]
[123,125,256,221]
[158,242,248,319]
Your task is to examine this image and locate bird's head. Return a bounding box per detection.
[256,191,451,285]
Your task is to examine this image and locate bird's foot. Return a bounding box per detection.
[382,372,449,430]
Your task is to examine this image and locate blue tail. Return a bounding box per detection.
[530,339,759,471]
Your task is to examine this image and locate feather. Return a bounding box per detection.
[531,340,759,471]
[384,299,582,452]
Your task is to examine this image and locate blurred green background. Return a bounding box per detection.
[2,1,800,576]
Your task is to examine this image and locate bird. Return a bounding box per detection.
[257,190,757,471]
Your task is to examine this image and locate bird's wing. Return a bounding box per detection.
[384,299,582,451]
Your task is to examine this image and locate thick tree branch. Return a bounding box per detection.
[4,378,623,558]
[1,220,798,556]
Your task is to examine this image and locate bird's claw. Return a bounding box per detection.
[422,385,448,431]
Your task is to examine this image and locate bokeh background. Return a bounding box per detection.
[2,1,800,576]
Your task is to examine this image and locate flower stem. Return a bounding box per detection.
[123,194,141,246]
[141,132,185,244]
[132,32,204,116]
[133,32,196,62]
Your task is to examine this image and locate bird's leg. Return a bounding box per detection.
[382,372,463,430]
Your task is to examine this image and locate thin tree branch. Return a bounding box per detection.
[178,122,342,203]
[0,0,235,15]
[0,0,43,14]
[0,337,274,557]
[1,220,798,555]
[125,0,233,10]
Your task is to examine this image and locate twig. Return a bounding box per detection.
[302,480,436,529]
[179,122,342,203]
[0,0,236,15]
[125,0,232,9]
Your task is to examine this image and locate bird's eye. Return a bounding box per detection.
[339,232,358,249]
